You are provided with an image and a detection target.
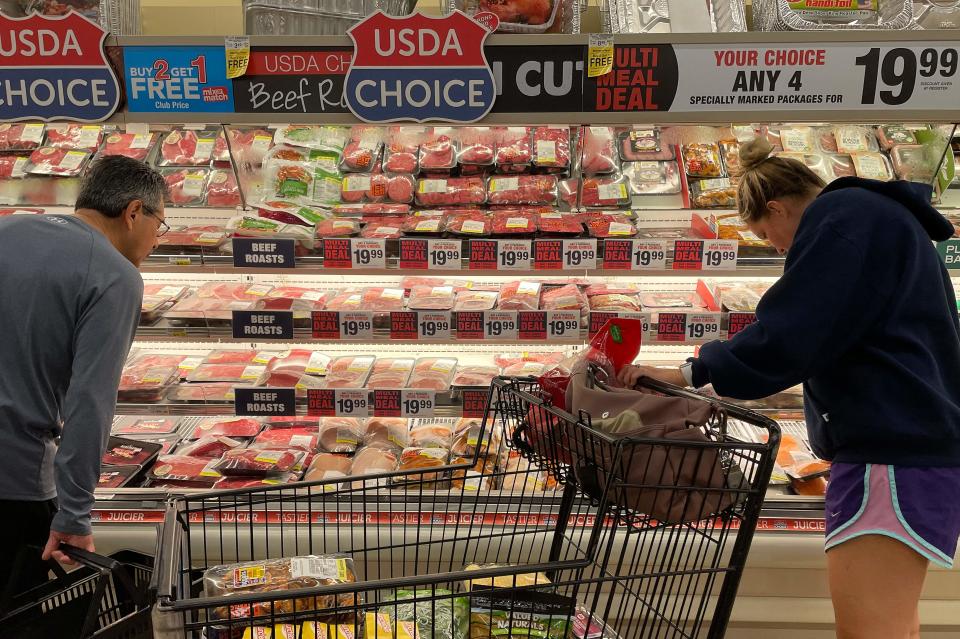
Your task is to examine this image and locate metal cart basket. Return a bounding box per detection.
[153,375,778,639]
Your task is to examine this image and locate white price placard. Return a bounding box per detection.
[701,239,739,270]
[339,311,374,340]
[497,240,532,271]
[400,390,436,418]
[350,238,386,269]
[427,239,462,269]
[546,310,581,339]
[334,389,369,417]
[562,239,598,269]
[632,239,669,270]
[483,311,519,340]
[417,311,453,340]
[686,312,722,342]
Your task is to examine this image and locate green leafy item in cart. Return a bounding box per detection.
[369,589,469,639]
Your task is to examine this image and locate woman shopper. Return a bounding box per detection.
[620,137,960,639]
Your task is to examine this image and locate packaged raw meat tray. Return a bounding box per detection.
[27,148,91,177]
[415,177,486,207]
[395,447,449,482]
[367,358,415,389]
[189,417,264,441]
[384,126,421,173]
[0,123,45,150]
[319,417,365,453]
[161,168,210,207]
[452,364,500,388]
[157,129,219,166]
[341,126,383,172]
[321,356,375,389]
[44,124,104,151]
[149,455,221,488]
[114,417,180,437]
[581,127,619,175]
[419,128,458,171]
[363,418,411,452]
[495,127,533,170]
[304,453,353,483]
[102,436,162,467]
[97,466,139,489]
[533,126,571,170]
[167,383,248,403]
[408,358,458,391]
[488,176,557,206]
[176,436,246,460]
[497,281,542,311]
[408,286,456,311]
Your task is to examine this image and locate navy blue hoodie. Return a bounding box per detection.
[690,177,960,467]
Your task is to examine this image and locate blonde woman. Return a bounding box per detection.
[620,137,960,639]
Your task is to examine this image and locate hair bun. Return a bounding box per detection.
[739,136,774,170]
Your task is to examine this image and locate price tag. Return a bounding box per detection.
[399,238,428,269]
[418,311,452,340]
[727,311,758,338]
[602,239,632,270]
[632,239,669,270]
[427,239,462,269]
[546,310,581,339]
[588,312,619,337]
[307,389,369,417]
[322,238,352,269]
[588,34,614,78]
[534,239,563,270]
[498,240,532,271]
[232,311,294,340]
[619,312,653,339]
[232,238,295,268]
[456,311,484,340]
[701,240,739,270]
[483,311,519,340]
[311,311,341,339]
[686,312,722,342]
[390,311,418,340]
[351,238,386,269]
[224,35,251,79]
[400,390,436,418]
[339,311,374,340]
[461,389,489,418]
[673,239,704,270]
[234,388,296,416]
[518,311,547,340]
[373,389,402,417]
[656,312,688,342]
[469,240,499,270]
[562,239,598,269]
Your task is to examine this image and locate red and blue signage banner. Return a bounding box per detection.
[344,11,497,123]
[0,12,120,122]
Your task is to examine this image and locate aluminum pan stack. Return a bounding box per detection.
[245,0,416,36]
[601,0,746,33]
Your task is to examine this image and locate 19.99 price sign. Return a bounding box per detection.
[308,388,369,417]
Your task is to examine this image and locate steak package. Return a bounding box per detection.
[0,123,45,150]
[176,436,247,459]
[304,453,353,483]
[190,417,264,441]
[362,287,406,312]
[452,364,500,388]
[156,225,228,250]
[206,170,242,208]
[542,284,588,312]
[102,436,161,467]
[490,209,539,235]
[162,168,210,207]
[589,293,641,313]
[407,286,455,311]
[212,448,304,476]
[158,129,218,166]
[167,382,245,403]
[213,474,300,490]
[350,446,399,480]
[149,455,221,487]
[408,358,457,391]
[580,175,631,208]
[27,148,91,177]
[118,363,180,403]
[225,128,275,166]
[98,466,139,489]
[454,290,498,312]
[186,364,265,384]
[115,417,180,437]
[45,124,104,151]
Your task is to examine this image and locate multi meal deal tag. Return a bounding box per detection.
[588,35,615,78]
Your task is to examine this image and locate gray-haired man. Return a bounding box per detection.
[0,155,167,595]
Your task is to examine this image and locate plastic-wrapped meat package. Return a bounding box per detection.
[202,350,267,365]
[452,364,500,387]
[541,284,588,312]
[537,212,582,236]
[558,178,579,207]
[532,127,571,171]
[272,124,324,149]
[190,417,264,440]
[0,155,29,180]
[226,128,274,165]
[44,124,104,151]
[876,125,917,150]
[99,132,157,161]
[585,215,636,239]
[833,126,879,154]
[778,127,818,153]
[258,288,328,315]
[458,127,496,166]
[640,292,706,311]
[262,349,329,387]
[265,417,320,430]
[316,218,360,239]
[317,417,364,453]
[681,144,724,179]
[213,448,304,476]
[322,356,375,389]
[162,169,209,207]
[396,447,449,482]
[342,127,383,172]
[0,123,45,150]
[419,128,458,171]
[416,177,486,207]
[408,286,455,311]
[402,213,446,236]
[580,175,631,208]
[502,361,548,377]
[167,382,244,403]
[490,209,538,236]
[186,363,264,384]
[623,161,682,196]
[255,201,327,228]
[115,417,180,437]
[455,290,499,312]
[589,293,640,313]
[213,474,299,489]
[408,358,457,391]
[117,363,179,403]
[251,428,319,452]
[159,129,217,166]
[155,225,226,250]
[497,281,542,311]
[98,466,138,489]
[350,447,399,482]
[204,169,241,208]
[618,129,667,161]
[495,352,565,369]
[304,453,352,483]
[212,132,230,164]
[363,418,411,452]
[367,358,415,389]
[383,126,420,173]
[324,289,364,312]
[27,148,91,177]
[361,218,405,239]
[445,211,491,237]
[229,216,318,253]
[385,173,415,204]
[149,455,220,488]
[488,176,557,206]
[690,178,737,209]
[582,127,619,175]
[176,436,246,459]
[340,173,387,203]
[851,152,895,181]
[101,437,160,467]
[362,287,406,311]
[890,145,936,182]
[495,127,533,170]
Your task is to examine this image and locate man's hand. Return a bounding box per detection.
[42,530,95,565]
[618,365,687,389]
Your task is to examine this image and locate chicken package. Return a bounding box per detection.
[340,173,387,203]
[167,382,244,403]
[495,127,533,170]
[488,176,557,206]
[532,126,571,171]
[407,286,456,311]
[409,422,454,449]
[251,427,319,452]
[185,363,265,384]
[444,211,492,237]
[225,128,275,166]
[27,147,91,177]
[213,474,299,490]
[419,128,458,171]
[450,456,498,492]
[350,446,399,480]
[213,448,305,476]
[149,455,221,488]
[580,175,630,208]
[452,423,502,458]
[45,124,104,151]
[101,436,161,467]
[322,356,376,389]
[115,417,180,437]
[589,293,641,313]
[454,290,499,312]
[383,126,421,173]
[190,417,264,441]
[640,291,706,312]
[582,127,619,175]
[690,178,738,209]
[318,417,365,453]
[452,364,500,388]
[408,358,458,391]
[415,177,486,207]
[176,435,247,459]
[458,127,496,166]
[395,447,449,483]
[0,123,45,150]
[537,212,583,236]
[777,126,818,154]
[497,281,542,311]
[367,358,415,389]
[890,145,937,182]
[263,350,330,387]
[341,126,383,172]
[161,168,209,207]
[833,125,880,154]
[304,452,353,483]
[363,418,411,452]
[681,143,724,179]
[541,284,588,312]
[206,169,242,208]
[361,218,405,239]
[361,287,406,312]
[158,129,218,166]
[851,152,895,181]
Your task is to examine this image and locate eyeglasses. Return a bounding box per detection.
[143,207,169,238]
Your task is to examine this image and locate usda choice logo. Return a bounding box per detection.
[344,11,498,123]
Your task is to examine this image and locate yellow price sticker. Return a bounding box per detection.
[225,36,250,80]
[588,35,614,78]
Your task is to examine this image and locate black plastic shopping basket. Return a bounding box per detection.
[1,547,154,639]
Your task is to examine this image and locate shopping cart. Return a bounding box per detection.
[1,547,154,639]
[153,374,778,639]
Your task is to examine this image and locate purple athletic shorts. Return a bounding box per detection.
[824,463,960,568]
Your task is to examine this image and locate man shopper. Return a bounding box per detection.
[0,156,166,596]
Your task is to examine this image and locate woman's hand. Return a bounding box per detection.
[618,365,687,389]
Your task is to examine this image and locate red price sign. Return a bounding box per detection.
[469,240,498,270]
[588,312,619,337]
[602,239,633,270]
[322,238,352,269]
[390,311,418,340]
[518,311,547,340]
[461,389,488,418]
[727,311,758,338]
[399,238,429,269]
[656,312,688,342]
[312,311,341,339]
[307,389,335,416]
[672,240,704,270]
[456,311,484,339]
[373,389,402,417]
[533,240,562,270]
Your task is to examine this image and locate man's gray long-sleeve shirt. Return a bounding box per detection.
[0,214,141,535]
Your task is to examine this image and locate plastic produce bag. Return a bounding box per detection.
[368,589,469,639]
